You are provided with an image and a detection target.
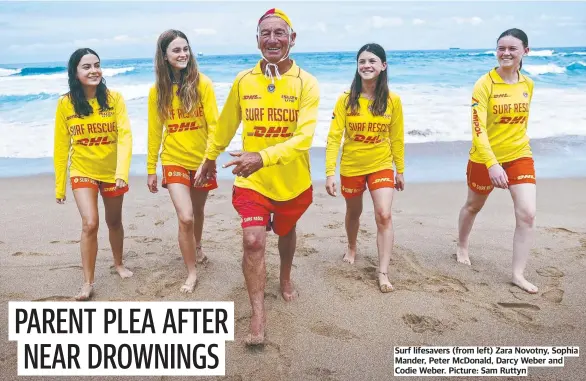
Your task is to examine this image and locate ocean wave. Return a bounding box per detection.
[523,62,586,75]
[18,67,66,76]
[559,52,586,56]
[2,85,585,158]
[0,68,21,77]
[468,49,556,57]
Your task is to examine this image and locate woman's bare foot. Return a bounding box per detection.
[342,246,356,264]
[378,272,394,293]
[280,279,299,301]
[196,245,208,265]
[456,245,471,265]
[180,272,198,293]
[245,313,266,346]
[512,275,538,294]
[115,265,133,278]
[75,283,94,301]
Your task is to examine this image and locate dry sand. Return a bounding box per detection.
[1,175,585,381]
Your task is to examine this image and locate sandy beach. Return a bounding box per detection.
[1,175,585,381]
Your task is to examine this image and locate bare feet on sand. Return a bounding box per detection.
[245,313,266,346]
[280,279,299,302]
[378,272,394,293]
[456,245,472,265]
[180,272,198,293]
[342,246,356,264]
[512,275,538,294]
[75,282,94,301]
[115,265,133,278]
[196,245,208,265]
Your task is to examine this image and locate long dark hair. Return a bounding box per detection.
[67,48,110,117]
[347,43,389,116]
[154,30,200,121]
[497,28,528,70]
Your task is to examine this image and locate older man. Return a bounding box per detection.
[196,8,320,345]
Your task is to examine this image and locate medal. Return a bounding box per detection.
[267,84,275,93]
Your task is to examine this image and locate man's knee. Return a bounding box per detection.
[243,230,266,253]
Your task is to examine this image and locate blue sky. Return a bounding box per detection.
[1,1,585,64]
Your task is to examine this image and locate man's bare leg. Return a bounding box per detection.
[278,226,298,301]
[242,226,267,345]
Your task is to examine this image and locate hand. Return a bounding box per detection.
[223,151,263,178]
[147,174,158,193]
[488,164,508,189]
[194,159,217,187]
[116,179,127,189]
[56,197,66,204]
[325,175,337,197]
[395,173,405,191]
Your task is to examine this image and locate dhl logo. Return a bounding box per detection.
[243,95,261,100]
[498,116,527,124]
[353,134,382,144]
[76,136,114,146]
[247,126,293,138]
[103,185,117,192]
[168,122,201,133]
[493,94,510,98]
[516,174,535,180]
[371,177,392,184]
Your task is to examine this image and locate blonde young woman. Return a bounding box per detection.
[147,30,219,293]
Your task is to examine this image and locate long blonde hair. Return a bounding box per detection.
[154,30,200,121]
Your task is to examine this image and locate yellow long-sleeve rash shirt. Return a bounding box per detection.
[325,91,405,177]
[147,73,219,174]
[470,68,534,168]
[53,90,133,199]
[205,61,320,201]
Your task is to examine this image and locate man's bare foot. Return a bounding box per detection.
[512,275,538,294]
[378,272,394,293]
[342,246,356,264]
[115,265,133,278]
[75,283,94,301]
[196,245,208,265]
[456,245,471,265]
[180,272,197,293]
[245,313,266,346]
[280,279,299,302]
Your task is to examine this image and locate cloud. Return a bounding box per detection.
[412,18,425,25]
[452,16,483,25]
[298,22,327,33]
[370,16,403,28]
[193,28,217,36]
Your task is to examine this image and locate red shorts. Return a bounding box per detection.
[467,157,536,195]
[70,177,128,198]
[232,186,313,236]
[162,165,218,191]
[340,169,395,198]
